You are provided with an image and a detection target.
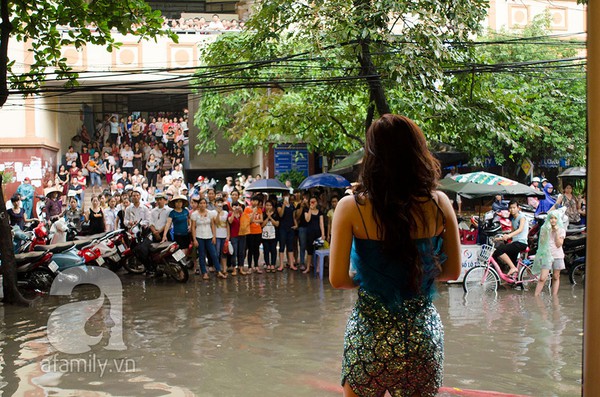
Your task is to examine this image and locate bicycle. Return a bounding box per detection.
[463,244,549,294]
[569,256,585,285]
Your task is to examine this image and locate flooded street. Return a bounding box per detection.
[0,271,583,396]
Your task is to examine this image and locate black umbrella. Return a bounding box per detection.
[329,142,468,175]
[244,178,290,193]
[558,167,586,178]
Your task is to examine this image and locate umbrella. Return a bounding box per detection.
[558,167,586,178]
[244,178,290,193]
[438,172,544,199]
[453,171,520,186]
[298,173,351,190]
[329,142,469,175]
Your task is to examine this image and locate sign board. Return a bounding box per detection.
[274,144,309,177]
[448,244,483,283]
[521,159,532,175]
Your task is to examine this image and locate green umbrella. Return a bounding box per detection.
[438,173,543,199]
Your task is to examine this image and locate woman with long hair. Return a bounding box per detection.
[330,114,461,397]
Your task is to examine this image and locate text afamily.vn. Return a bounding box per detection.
[41,354,136,377]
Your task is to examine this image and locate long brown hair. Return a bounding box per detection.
[356,114,440,293]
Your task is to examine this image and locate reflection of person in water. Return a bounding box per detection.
[329,114,461,397]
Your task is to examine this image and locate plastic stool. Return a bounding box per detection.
[314,249,330,279]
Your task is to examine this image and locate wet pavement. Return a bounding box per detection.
[0,270,583,396]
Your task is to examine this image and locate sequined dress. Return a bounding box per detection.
[341,201,446,397]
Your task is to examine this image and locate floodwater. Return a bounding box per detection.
[0,271,583,396]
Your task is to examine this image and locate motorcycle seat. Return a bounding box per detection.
[149,241,174,252]
[14,251,47,264]
[566,226,586,235]
[76,232,107,241]
[33,241,75,253]
[73,239,95,249]
[565,234,586,245]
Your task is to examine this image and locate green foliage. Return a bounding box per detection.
[6,0,176,95]
[193,0,489,156]
[277,169,305,190]
[1,171,13,184]
[424,13,586,166]
[194,3,585,169]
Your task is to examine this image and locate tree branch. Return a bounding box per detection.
[330,115,364,145]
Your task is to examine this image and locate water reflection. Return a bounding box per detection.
[0,273,583,396]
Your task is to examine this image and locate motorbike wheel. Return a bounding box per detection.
[107,259,122,272]
[123,256,146,274]
[27,268,56,292]
[166,260,189,283]
[569,263,585,285]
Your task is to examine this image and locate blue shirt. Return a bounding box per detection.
[511,213,529,244]
[169,208,189,235]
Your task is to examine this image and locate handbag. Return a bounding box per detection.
[223,239,234,255]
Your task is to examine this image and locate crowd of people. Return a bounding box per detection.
[6,109,343,279]
[36,167,341,279]
[163,14,244,32]
[58,14,245,34]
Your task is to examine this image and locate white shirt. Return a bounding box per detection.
[162,174,173,186]
[103,207,119,232]
[214,210,228,238]
[124,203,150,226]
[191,211,214,239]
[172,169,184,180]
[150,205,172,232]
[121,149,134,168]
[222,184,235,194]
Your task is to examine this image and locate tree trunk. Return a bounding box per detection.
[0,177,30,306]
[0,0,13,108]
[358,39,390,117]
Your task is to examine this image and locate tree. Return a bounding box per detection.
[194,0,489,157]
[418,13,586,169]
[0,0,176,107]
[194,6,585,172]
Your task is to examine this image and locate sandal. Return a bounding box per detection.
[202,273,209,280]
[231,268,237,276]
[277,266,284,272]
[290,265,298,271]
[217,272,228,279]
[302,266,311,274]
[255,267,263,274]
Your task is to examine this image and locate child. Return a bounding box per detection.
[533,210,566,296]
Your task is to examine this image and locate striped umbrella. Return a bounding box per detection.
[452,171,519,186]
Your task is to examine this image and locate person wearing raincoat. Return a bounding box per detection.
[16,177,35,218]
[533,210,565,296]
[534,183,556,216]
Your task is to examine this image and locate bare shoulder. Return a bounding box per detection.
[336,195,358,213]
[432,190,454,213]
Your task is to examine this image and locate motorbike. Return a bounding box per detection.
[75,230,123,271]
[474,210,512,245]
[0,250,57,292]
[121,224,189,283]
[32,241,86,273]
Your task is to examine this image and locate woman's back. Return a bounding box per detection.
[350,194,447,306]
